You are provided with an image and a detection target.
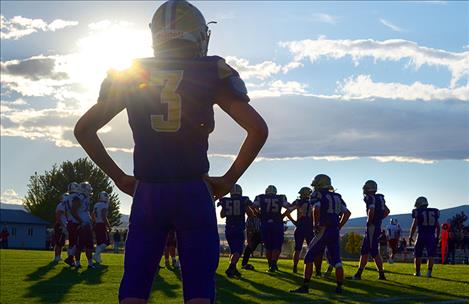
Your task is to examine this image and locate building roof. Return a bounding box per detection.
[0,209,49,225]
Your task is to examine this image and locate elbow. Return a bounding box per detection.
[74,117,95,143]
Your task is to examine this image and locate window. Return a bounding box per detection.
[27,227,33,237]
[11,227,16,237]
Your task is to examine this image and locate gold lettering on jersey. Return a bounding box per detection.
[150,70,184,132]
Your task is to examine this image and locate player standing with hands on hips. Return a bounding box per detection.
[74,0,268,303]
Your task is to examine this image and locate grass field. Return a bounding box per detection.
[1,249,468,303]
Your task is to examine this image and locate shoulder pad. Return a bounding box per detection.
[217,58,234,80]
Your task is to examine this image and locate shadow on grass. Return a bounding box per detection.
[24,264,108,303]
[151,268,181,299]
[25,261,58,281]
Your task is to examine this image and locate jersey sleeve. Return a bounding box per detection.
[214,57,250,103]
[253,196,261,207]
[97,69,128,106]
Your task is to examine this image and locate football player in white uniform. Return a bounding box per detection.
[64,182,81,267]
[73,182,96,269]
[93,191,111,264]
[53,193,68,262]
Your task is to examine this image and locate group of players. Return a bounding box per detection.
[218,174,441,294]
[53,181,111,269]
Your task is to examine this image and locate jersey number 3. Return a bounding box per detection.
[150,70,184,132]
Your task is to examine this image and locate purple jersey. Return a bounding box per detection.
[254,194,289,224]
[412,207,440,235]
[364,193,387,226]
[217,195,252,229]
[98,56,249,181]
[290,198,312,228]
[313,190,348,228]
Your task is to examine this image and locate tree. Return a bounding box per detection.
[23,158,121,226]
[341,232,363,258]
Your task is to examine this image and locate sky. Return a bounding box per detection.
[1,1,468,221]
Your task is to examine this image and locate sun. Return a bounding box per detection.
[70,23,153,93]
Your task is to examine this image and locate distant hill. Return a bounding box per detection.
[342,205,469,235]
[0,202,25,211]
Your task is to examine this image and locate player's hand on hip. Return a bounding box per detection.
[115,174,137,197]
[203,175,234,200]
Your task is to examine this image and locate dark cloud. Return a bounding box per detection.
[1,57,68,80]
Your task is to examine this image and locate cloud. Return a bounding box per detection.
[280,37,469,88]
[311,13,339,24]
[380,18,405,32]
[249,80,308,98]
[338,74,469,101]
[0,189,23,205]
[1,15,78,39]
[371,156,435,164]
[225,56,282,80]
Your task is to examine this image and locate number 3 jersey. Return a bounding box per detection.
[217,195,252,229]
[412,207,440,235]
[98,56,249,181]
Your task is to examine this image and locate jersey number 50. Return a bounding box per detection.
[150,70,184,132]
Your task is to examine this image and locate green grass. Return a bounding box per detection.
[1,249,468,303]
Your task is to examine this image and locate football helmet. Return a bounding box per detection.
[80,181,93,197]
[98,191,109,203]
[298,187,312,199]
[150,0,211,57]
[414,196,428,208]
[67,182,80,194]
[265,185,277,195]
[363,180,378,193]
[311,174,332,190]
[230,184,242,196]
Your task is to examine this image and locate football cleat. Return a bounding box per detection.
[378,273,386,280]
[290,285,309,293]
[242,264,255,270]
[267,266,276,273]
[233,268,242,278]
[87,264,97,270]
[414,272,421,277]
[64,256,75,267]
[225,268,236,278]
[351,274,361,280]
[93,253,102,264]
[426,270,432,278]
[335,285,343,294]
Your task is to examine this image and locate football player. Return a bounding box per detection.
[241,212,262,270]
[285,187,314,273]
[352,180,390,280]
[253,185,290,272]
[73,0,268,302]
[53,193,68,262]
[290,174,351,294]
[164,229,179,269]
[386,218,402,264]
[73,182,96,269]
[92,191,111,264]
[64,182,81,267]
[218,184,255,278]
[409,197,440,277]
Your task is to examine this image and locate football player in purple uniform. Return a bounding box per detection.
[285,187,314,273]
[409,196,440,277]
[92,191,111,264]
[352,180,390,280]
[254,185,290,273]
[74,0,268,302]
[218,184,255,278]
[290,174,351,294]
[53,193,68,262]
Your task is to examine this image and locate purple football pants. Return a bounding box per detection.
[118,179,219,303]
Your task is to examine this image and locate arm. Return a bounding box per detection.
[74,88,135,196]
[205,101,268,199]
[71,198,83,225]
[367,207,375,225]
[383,205,390,218]
[220,209,226,218]
[339,209,351,230]
[312,205,320,228]
[409,218,417,244]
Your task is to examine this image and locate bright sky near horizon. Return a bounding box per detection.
[1,1,468,220]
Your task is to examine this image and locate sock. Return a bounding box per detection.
[356,268,364,276]
[327,265,334,273]
[242,247,252,266]
[228,263,235,271]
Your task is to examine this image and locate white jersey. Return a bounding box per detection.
[78,194,92,224]
[55,201,67,226]
[387,223,401,240]
[93,201,109,224]
[65,192,81,224]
